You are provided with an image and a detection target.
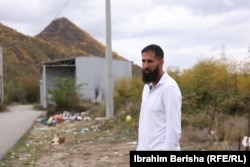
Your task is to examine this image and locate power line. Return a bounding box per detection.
[54,0,70,19]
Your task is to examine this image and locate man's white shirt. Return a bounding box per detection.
[137,72,182,150]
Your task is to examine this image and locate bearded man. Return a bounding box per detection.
[137,44,182,150]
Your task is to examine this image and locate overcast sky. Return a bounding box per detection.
[0,0,250,70]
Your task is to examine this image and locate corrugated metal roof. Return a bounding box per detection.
[43,57,75,66]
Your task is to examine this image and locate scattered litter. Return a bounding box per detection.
[51,135,65,145]
[126,141,137,145]
[26,141,33,146]
[80,126,100,134]
[37,127,51,131]
[64,129,75,133]
[37,118,47,124]
[80,128,89,134]
[125,115,132,123]
[113,151,124,156]
[242,136,250,147]
[76,116,82,121]
[38,111,91,126]
[84,116,91,121]
[46,117,53,126]
[91,125,100,132]
[53,114,64,122]
[59,137,66,144]
[95,117,108,121]
[11,152,15,159]
[19,154,31,161]
[51,135,59,144]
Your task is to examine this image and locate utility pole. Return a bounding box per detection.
[221,44,227,62]
[0,44,4,105]
[105,0,114,118]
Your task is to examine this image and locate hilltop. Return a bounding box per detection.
[36,17,125,60]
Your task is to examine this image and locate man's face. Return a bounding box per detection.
[141,51,162,84]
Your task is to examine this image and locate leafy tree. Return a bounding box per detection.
[48,77,83,112]
[182,58,232,92]
[167,66,182,84]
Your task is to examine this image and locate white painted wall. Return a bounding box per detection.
[75,57,132,102]
[40,56,132,108]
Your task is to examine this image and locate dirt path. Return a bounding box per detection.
[0,105,43,160]
[31,116,138,167]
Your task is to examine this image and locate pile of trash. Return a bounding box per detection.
[37,111,91,126]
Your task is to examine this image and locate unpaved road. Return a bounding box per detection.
[0,105,43,160]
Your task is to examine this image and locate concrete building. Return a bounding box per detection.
[40,56,132,108]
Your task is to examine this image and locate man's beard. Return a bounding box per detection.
[142,65,160,84]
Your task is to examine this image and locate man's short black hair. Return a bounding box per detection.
[141,44,164,59]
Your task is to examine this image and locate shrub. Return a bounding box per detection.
[114,76,143,115]
[220,95,245,115]
[20,76,40,103]
[4,80,26,104]
[48,77,83,114]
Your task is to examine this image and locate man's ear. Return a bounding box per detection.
[160,59,164,66]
